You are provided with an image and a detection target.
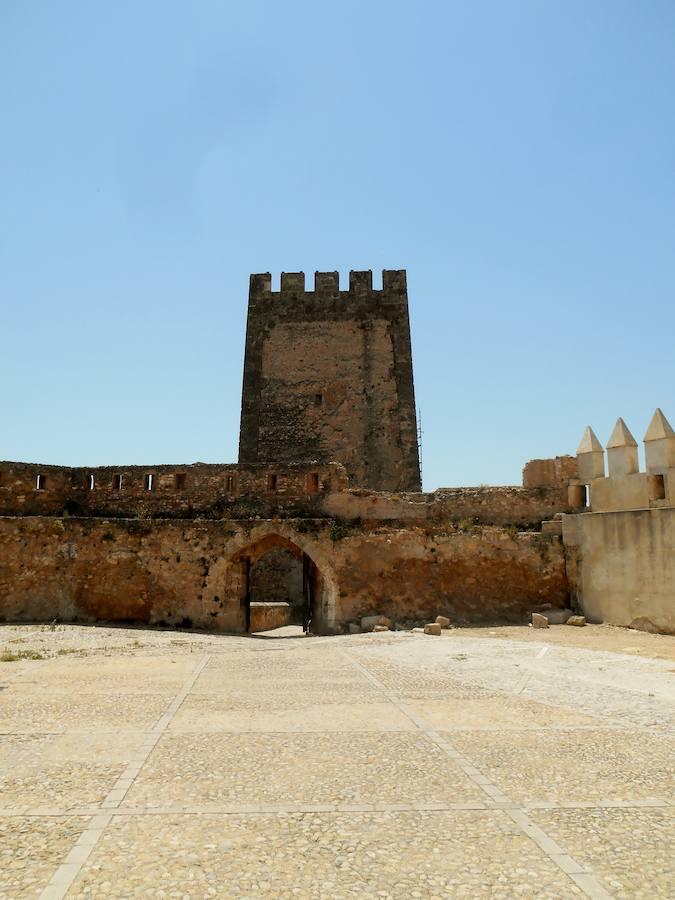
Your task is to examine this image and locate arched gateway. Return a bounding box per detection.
[225,529,338,634]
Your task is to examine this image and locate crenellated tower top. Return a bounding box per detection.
[248,269,408,302]
[239,268,420,492]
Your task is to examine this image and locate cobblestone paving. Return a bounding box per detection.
[0,622,673,898]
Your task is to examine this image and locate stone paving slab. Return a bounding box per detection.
[197,655,370,690]
[67,810,585,899]
[0,816,89,899]
[123,732,484,808]
[169,693,414,733]
[446,728,675,804]
[401,695,609,731]
[0,692,171,732]
[529,807,675,899]
[8,656,196,693]
[0,733,147,808]
[1,623,674,898]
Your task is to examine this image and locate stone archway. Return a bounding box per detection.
[225,529,338,634]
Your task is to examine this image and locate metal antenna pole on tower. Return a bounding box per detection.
[417,408,423,488]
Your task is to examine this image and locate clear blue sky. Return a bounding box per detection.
[2,1,674,489]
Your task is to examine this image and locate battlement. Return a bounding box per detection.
[0,460,349,519]
[248,269,408,301]
[573,408,675,512]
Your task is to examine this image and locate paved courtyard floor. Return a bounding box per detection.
[0,622,673,899]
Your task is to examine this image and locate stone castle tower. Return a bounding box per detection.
[238,270,421,491]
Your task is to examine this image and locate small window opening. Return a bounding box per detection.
[308,472,320,493]
[584,485,591,508]
[267,473,277,491]
[314,393,323,407]
[88,474,95,491]
[226,475,235,492]
[144,473,154,491]
[113,474,123,491]
[36,473,47,491]
[175,473,186,490]
[649,473,666,501]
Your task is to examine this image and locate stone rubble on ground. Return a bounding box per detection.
[531,613,549,629]
[435,616,451,629]
[424,623,442,636]
[361,615,392,633]
[566,615,587,627]
[542,608,573,625]
[372,625,390,633]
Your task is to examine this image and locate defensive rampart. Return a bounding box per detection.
[0,516,567,633]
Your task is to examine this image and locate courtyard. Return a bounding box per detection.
[0,623,673,899]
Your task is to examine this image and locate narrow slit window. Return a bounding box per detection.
[267,473,277,491]
[88,474,95,491]
[36,473,47,491]
[308,472,320,493]
[175,473,186,490]
[226,475,235,491]
[113,474,123,491]
[584,485,591,508]
[144,473,154,491]
[314,393,323,406]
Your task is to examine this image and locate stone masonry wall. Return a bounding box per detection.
[522,456,578,488]
[323,485,577,528]
[0,463,578,527]
[563,507,675,635]
[0,516,567,633]
[0,461,348,519]
[238,271,421,492]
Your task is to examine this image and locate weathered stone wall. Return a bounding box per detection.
[0,461,348,519]
[0,460,578,528]
[563,507,675,634]
[432,486,573,528]
[323,485,577,528]
[238,271,421,492]
[0,516,567,633]
[249,602,290,632]
[522,456,578,488]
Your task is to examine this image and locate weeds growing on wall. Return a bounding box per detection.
[330,518,362,541]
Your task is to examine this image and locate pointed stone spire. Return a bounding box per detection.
[577,427,604,454]
[606,418,639,477]
[644,408,675,441]
[576,426,605,482]
[644,408,675,472]
[607,417,638,449]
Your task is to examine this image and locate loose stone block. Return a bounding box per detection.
[543,608,573,625]
[566,615,587,626]
[361,615,392,632]
[435,615,451,628]
[424,623,442,635]
[372,624,390,632]
[348,623,362,634]
[532,613,549,629]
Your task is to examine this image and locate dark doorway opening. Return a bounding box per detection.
[232,536,322,635]
[249,547,305,624]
